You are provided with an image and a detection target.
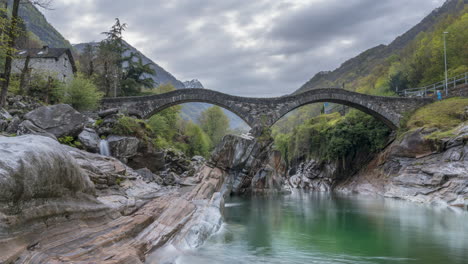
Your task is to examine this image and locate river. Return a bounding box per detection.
[176,191,468,264]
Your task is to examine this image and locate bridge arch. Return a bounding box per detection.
[100,88,433,133]
[144,99,253,128]
[269,89,410,130]
[100,89,259,127]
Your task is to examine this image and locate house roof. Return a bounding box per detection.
[16,47,77,73]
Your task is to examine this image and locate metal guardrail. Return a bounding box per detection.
[399,72,468,98]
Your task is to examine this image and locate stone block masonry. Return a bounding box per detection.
[101,88,434,131]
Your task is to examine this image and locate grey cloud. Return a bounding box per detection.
[43,0,444,96]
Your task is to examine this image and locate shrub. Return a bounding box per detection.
[94,119,103,127]
[27,73,64,104]
[112,115,151,140]
[58,136,82,148]
[63,75,103,111]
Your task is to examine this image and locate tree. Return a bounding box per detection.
[199,106,230,145]
[388,71,409,93]
[18,54,29,94]
[184,121,211,157]
[63,75,103,111]
[0,0,52,107]
[78,44,95,77]
[121,52,155,95]
[95,18,127,97]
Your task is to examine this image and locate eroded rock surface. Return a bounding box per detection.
[0,135,227,263]
[211,134,289,194]
[337,124,468,209]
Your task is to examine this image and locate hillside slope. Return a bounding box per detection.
[17,1,70,48]
[295,0,467,95]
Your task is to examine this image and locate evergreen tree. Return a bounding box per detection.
[95,18,127,97]
[121,52,155,95]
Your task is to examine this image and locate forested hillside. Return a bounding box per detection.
[296,0,467,96]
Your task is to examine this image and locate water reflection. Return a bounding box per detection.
[177,191,468,264]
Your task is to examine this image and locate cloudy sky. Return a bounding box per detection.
[43,0,445,97]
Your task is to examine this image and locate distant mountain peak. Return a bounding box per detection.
[183,79,204,88]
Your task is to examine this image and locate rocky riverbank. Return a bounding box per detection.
[0,131,289,263]
[0,135,222,263]
[286,123,468,210]
[336,124,468,209]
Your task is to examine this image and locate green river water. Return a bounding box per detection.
[178,191,468,264]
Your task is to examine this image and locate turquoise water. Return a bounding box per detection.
[178,191,468,264]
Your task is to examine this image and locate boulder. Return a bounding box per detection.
[7,109,24,117]
[165,149,191,174]
[0,108,12,120]
[107,135,139,163]
[78,128,100,153]
[161,171,179,186]
[5,116,21,134]
[24,104,87,138]
[135,168,163,185]
[0,135,95,203]
[128,151,166,172]
[98,108,119,118]
[0,120,7,132]
[390,128,436,158]
[16,120,57,140]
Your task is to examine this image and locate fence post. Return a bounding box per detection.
[465,72,467,84]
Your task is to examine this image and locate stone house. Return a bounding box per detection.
[12,46,77,83]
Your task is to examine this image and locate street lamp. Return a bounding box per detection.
[443,31,449,96]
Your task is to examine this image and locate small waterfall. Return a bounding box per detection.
[99,139,111,156]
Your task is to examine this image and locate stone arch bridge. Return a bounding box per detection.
[100,88,433,131]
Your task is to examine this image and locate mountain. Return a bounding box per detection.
[183,79,204,88]
[295,0,467,94]
[17,2,71,48]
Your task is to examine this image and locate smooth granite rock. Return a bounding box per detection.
[24,104,88,138]
[78,127,101,152]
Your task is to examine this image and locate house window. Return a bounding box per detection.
[64,57,68,67]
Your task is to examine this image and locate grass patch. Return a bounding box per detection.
[406,97,468,131]
[424,128,457,140]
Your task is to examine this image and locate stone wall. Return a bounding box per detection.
[12,53,75,83]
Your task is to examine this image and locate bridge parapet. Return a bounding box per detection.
[101,88,434,131]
